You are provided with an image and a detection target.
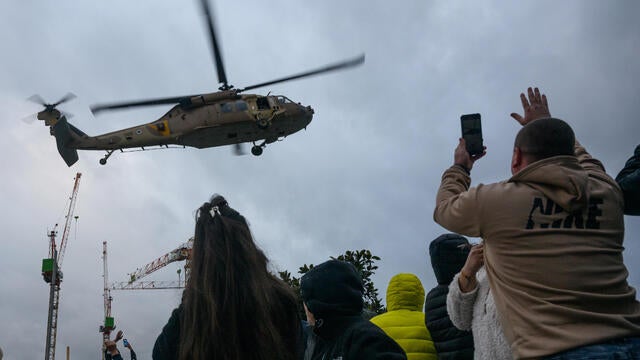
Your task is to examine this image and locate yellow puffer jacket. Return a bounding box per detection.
[370,273,437,360]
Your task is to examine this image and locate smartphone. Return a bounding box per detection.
[460,113,483,156]
[123,339,129,347]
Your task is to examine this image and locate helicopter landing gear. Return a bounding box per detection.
[251,140,267,156]
[251,145,263,156]
[99,150,115,165]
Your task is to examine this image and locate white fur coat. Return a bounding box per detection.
[446,267,512,360]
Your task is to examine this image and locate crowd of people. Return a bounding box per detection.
[98,87,639,360]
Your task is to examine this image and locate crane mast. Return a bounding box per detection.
[42,173,81,360]
[100,241,115,359]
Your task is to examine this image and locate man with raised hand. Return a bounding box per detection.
[434,87,640,359]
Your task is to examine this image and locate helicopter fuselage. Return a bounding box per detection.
[32,0,362,166]
[64,92,313,151]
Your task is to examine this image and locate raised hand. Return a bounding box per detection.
[462,243,484,277]
[510,87,551,126]
[454,138,486,172]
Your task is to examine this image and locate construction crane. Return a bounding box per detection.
[111,280,185,290]
[99,241,115,360]
[41,173,82,360]
[99,239,190,355]
[100,242,115,339]
[110,238,193,291]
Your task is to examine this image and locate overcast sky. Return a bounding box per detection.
[1,1,639,358]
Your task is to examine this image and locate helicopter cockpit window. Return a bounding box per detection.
[235,100,248,111]
[276,96,292,104]
[220,103,233,113]
[256,97,270,110]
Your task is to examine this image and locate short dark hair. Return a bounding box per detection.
[514,118,575,162]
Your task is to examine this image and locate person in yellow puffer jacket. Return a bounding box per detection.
[370,273,437,360]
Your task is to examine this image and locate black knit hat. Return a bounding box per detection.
[300,260,364,320]
[429,233,470,285]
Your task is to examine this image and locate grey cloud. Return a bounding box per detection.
[0,1,639,358]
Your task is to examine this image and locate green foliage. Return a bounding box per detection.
[277,249,386,318]
[277,270,300,290]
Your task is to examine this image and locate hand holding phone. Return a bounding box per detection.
[123,339,129,347]
[460,113,483,156]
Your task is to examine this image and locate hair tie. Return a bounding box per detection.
[209,194,228,218]
[211,205,221,217]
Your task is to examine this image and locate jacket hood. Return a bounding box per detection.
[429,233,470,285]
[300,260,364,320]
[510,156,589,212]
[386,273,425,311]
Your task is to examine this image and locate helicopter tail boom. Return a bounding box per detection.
[51,117,79,167]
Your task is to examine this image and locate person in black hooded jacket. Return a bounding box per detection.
[424,234,474,359]
[616,144,640,215]
[300,259,407,360]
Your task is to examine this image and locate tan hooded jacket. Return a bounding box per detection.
[434,142,640,359]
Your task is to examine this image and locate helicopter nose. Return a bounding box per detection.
[297,104,313,127]
[302,105,314,123]
[296,102,313,116]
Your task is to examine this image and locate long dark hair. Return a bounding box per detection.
[178,195,300,360]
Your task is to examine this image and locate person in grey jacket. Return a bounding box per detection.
[446,243,511,360]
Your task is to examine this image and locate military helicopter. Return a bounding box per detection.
[28,0,364,166]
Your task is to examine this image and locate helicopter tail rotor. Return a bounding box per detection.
[27,92,76,111]
[25,93,76,124]
[21,113,39,124]
[24,93,79,166]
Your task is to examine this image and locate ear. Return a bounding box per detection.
[511,147,523,174]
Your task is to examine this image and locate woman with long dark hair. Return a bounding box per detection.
[153,195,301,360]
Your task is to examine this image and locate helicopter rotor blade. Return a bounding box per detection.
[25,93,76,120]
[21,113,39,124]
[199,0,229,89]
[90,95,191,114]
[27,94,47,106]
[53,92,77,107]
[238,54,365,93]
[61,111,74,120]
